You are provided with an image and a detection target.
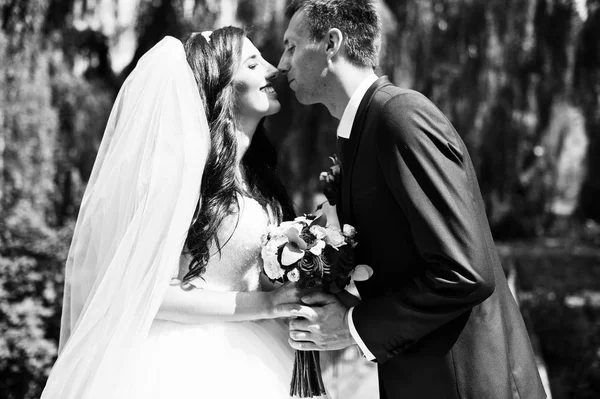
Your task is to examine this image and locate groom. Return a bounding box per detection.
[277,1,546,398]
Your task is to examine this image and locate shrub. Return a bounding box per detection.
[521,289,600,398]
[0,203,72,399]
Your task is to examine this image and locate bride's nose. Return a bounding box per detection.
[265,63,278,81]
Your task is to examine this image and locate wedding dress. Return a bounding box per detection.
[133,194,295,398]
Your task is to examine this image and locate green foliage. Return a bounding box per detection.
[0,203,72,399]
[378,0,600,237]
[508,243,600,293]
[521,292,600,399]
[1,1,57,217]
[576,4,600,222]
[51,68,115,223]
[0,1,113,396]
[502,237,600,399]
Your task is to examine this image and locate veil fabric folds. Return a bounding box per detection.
[41,36,210,398]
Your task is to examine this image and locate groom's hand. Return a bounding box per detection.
[280,292,356,351]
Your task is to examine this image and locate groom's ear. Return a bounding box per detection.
[325,28,343,61]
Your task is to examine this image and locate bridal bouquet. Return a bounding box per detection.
[261,214,372,398]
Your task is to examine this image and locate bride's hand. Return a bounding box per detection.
[267,281,313,319]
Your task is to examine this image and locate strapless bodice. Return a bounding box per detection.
[183,195,272,292]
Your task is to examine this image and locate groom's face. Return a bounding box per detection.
[278,10,328,105]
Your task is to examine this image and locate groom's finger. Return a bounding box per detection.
[301,292,337,305]
[289,330,312,341]
[289,318,320,332]
[275,304,318,320]
[288,338,321,351]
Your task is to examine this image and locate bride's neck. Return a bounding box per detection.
[235,115,260,163]
[236,129,252,164]
[234,133,250,190]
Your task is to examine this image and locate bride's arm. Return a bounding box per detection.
[155,254,302,324]
[156,281,302,324]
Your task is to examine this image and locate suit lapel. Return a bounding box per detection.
[341,76,391,224]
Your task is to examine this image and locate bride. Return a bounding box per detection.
[41,27,306,398]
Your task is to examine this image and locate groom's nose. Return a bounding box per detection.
[277,54,289,75]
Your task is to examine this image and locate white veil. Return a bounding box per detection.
[41,36,209,398]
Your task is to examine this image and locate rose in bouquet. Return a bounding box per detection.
[261,213,372,398]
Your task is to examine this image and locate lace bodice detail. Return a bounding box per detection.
[181,195,272,292]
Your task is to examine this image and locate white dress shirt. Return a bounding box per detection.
[337,73,378,361]
[336,74,379,138]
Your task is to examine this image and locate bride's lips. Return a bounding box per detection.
[260,83,277,95]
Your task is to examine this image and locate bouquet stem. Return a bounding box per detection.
[290,350,326,398]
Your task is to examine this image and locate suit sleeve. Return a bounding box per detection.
[351,92,495,363]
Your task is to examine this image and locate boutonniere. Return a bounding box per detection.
[319,155,341,205]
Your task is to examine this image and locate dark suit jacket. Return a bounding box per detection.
[339,77,545,399]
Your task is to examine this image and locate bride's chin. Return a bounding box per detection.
[265,101,281,116]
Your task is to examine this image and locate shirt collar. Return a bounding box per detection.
[337,74,379,139]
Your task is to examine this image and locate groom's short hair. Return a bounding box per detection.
[286,0,381,68]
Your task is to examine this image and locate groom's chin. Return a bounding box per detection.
[293,94,317,106]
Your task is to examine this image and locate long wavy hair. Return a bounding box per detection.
[183,27,294,282]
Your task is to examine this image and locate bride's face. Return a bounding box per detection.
[233,38,281,120]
